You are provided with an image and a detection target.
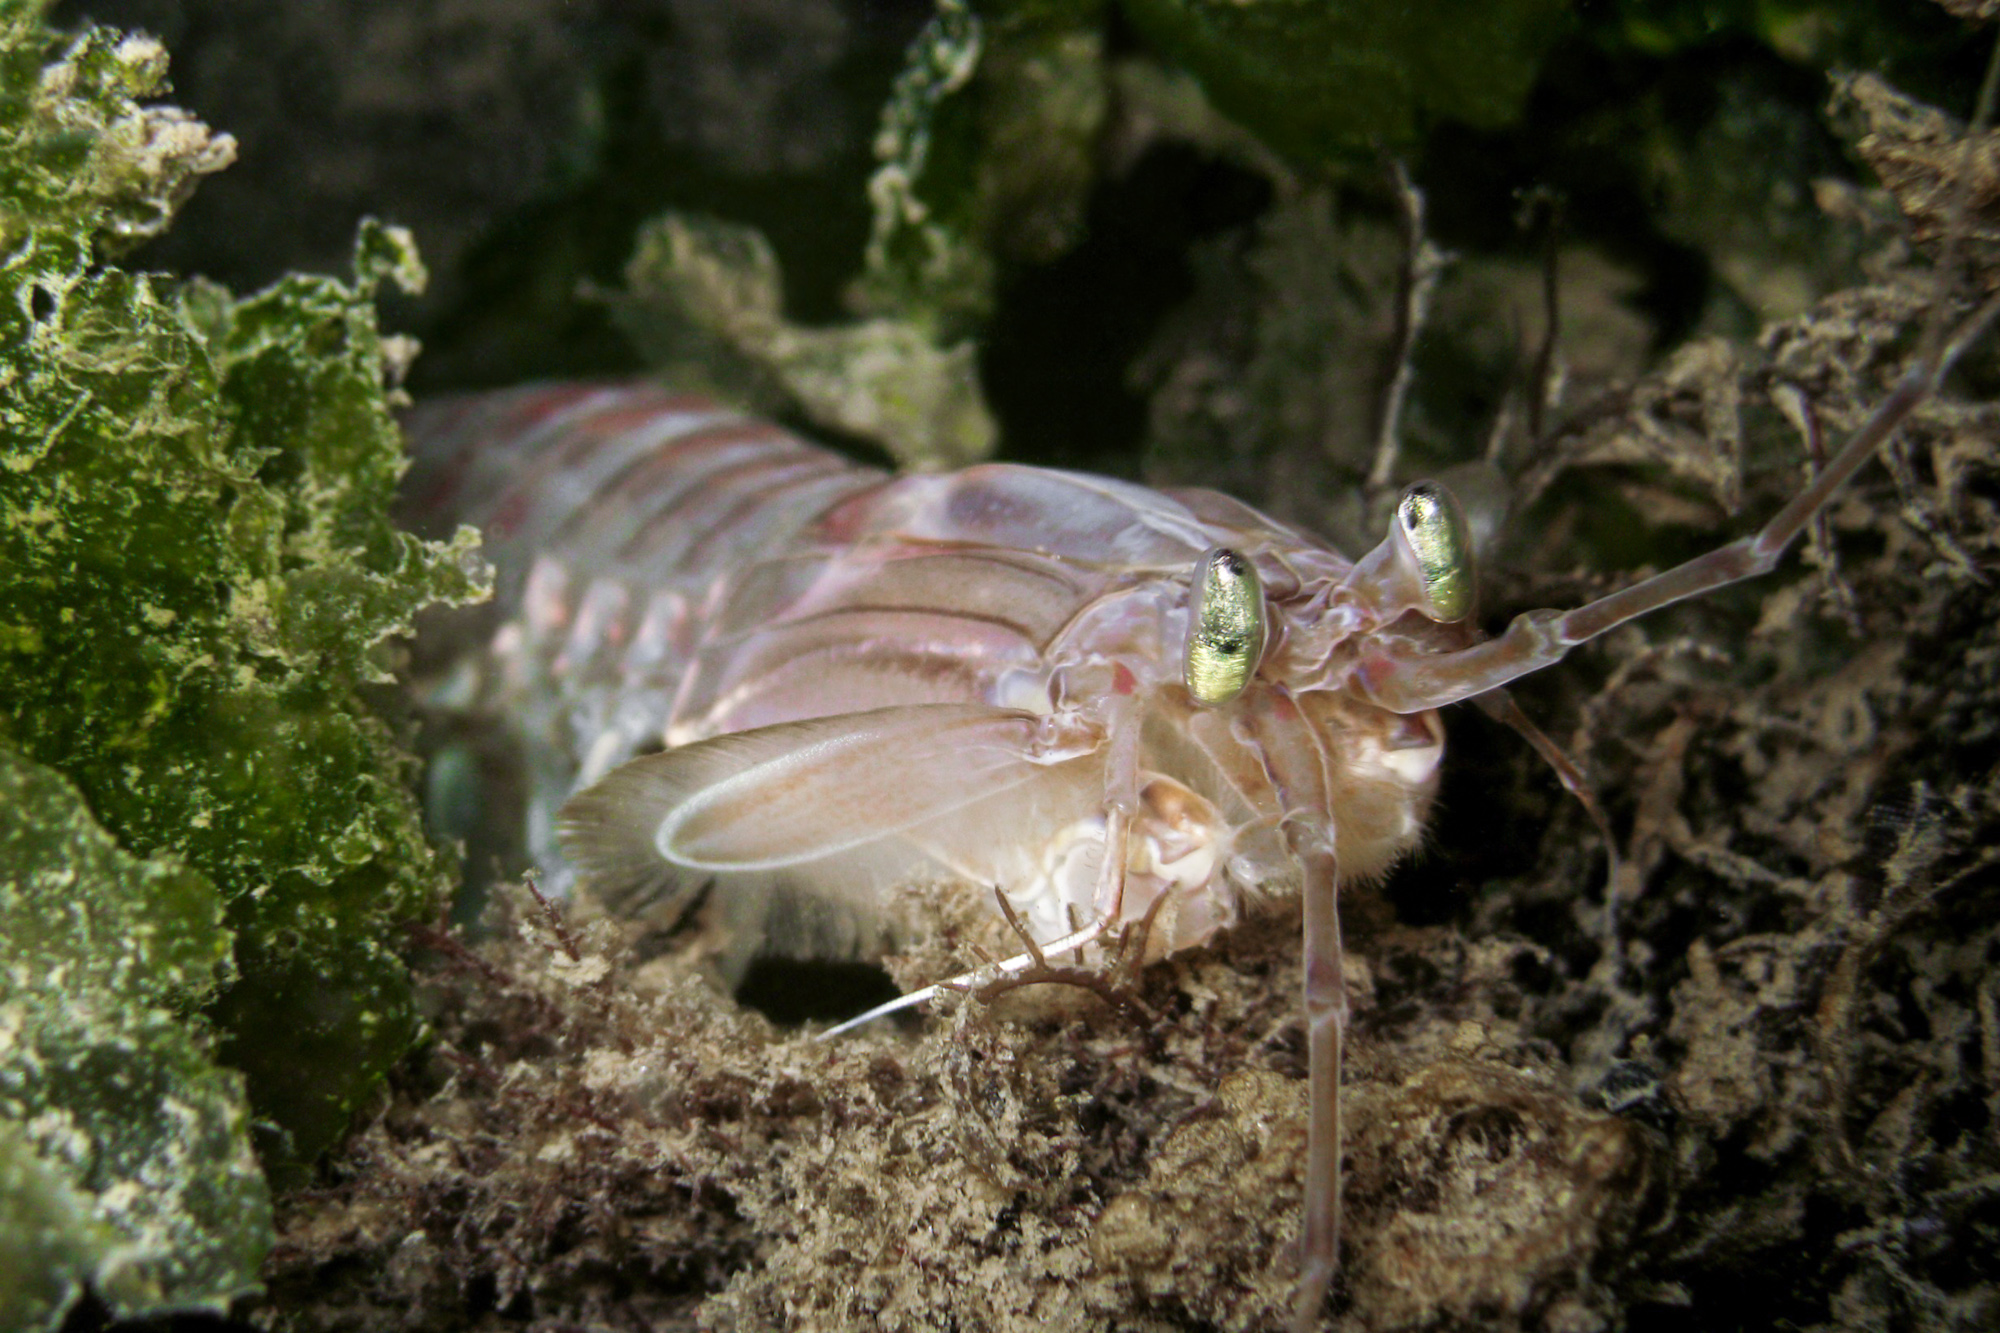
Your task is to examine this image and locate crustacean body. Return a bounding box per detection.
[401,379,1448,972]
[400,313,1989,1326]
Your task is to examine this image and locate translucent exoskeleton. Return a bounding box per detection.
[401,255,1995,1322]
[415,27,2000,1283]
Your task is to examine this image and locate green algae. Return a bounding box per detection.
[1,1,487,1323]
[1119,0,1571,164]
[616,210,997,470]
[610,0,1109,466]
[854,0,1110,337]
[0,745,267,1332]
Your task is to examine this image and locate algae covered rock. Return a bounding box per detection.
[1119,0,1571,162]
[0,0,488,1315]
[616,210,998,471]
[854,0,1111,335]
[0,744,267,1332]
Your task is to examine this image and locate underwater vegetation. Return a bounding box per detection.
[0,1,484,1326]
[5,0,2000,1330]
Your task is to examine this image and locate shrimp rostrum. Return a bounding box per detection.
[403,278,1996,1328]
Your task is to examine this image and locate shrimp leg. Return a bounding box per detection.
[1240,687,1348,1330]
[1291,826,1344,1333]
[822,683,1146,1037]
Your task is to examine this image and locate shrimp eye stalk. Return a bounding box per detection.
[1184,547,1267,705]
[1397,482,1475,623]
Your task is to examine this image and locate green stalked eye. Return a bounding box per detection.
[1184,547,1267,705]
[1397,482,1474,622]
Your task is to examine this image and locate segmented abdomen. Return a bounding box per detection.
[403,382,886,626]
[397,380,1341,902]
[401,383,889,877]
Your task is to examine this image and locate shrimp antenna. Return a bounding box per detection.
[1359,30,2000,718]
[816,915,1112,1039]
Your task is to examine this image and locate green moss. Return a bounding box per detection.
[0,5,489,1316]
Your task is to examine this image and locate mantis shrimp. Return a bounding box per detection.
[400,253,1994,1324]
